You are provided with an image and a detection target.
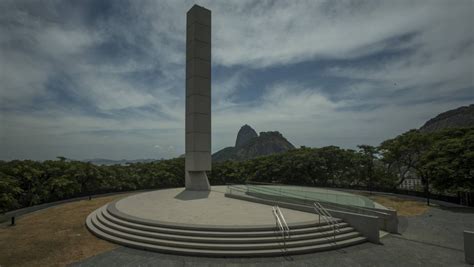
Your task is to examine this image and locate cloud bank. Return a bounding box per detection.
[0,0,473,160]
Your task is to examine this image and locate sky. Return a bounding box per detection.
[0,0,473,161]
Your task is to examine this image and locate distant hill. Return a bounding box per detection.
[420,104,474,133]
[213,125,295,162]
[83,158,160,166]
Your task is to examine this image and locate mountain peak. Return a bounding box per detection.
[235,124,258,147]
[214,125,295,162]
[420,104,474,133]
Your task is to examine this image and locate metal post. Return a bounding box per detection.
[425,178,430,206]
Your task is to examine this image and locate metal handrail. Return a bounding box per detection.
[275,206,290,238]
[313,202,330,226]
[272,206,285,239]
[315,202,337,230]
[313,202,338,240]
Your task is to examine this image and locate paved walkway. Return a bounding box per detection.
[73,196,474,266]
[115,186,319,226]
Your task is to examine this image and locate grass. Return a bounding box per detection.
[358,193,429,216]
[0,194,131,267]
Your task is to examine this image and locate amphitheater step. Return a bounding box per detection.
[87,213,366,257]
[101,206,348,237]
[86,204,367,256]
[97,210,355,244]
[92,215,361,250]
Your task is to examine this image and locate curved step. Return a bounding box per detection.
[92,213,361,250]
[107,203,342,231]
[97,210,355,244]
[86,204,368,257]
[101,206,347,238]
[87,213,367,257]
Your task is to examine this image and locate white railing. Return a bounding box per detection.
[275,205,290,238]
[272,206,285,239]
[313,202,338,240]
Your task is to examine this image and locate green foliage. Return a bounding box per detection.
[212,145,395,188]
[0,127,471,212]
[421,128,474,191]
[380,129,431,185]
[380,127,474,193]
[0,158,186,212]
[0,172,23,213]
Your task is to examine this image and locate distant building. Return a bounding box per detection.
[398,177,422,191]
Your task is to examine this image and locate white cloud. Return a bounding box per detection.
[212,82,341,150]
[209,0,446,67]
[0,51,50,106]
[1,108,184,160]
[213,71,248,111]
[77,74,155,110]
[0,0,472,160]
[212,80,473,152]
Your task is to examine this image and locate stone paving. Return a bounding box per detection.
[73,196,474,267]
[114,186,320,226]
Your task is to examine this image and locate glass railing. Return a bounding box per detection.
[243,182,375,208]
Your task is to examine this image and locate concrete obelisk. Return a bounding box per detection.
[185,5,211,191]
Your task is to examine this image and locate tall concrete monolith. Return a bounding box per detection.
[185,5,211,191]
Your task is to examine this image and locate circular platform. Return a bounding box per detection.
[86,186,368,256]
[113,186,320,228]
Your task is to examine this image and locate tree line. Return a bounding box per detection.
[1,127,472,213]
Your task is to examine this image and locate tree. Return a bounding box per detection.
[357,145,379,191]
[422,128,474,191]
[0,173,23,213]
[1,128,472,212]
[380,130,424,186]
[378,128,474,204]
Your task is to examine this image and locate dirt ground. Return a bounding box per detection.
[359,193,429,216]
[0,194,131,267]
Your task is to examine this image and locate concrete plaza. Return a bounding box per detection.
[77,195,474,266]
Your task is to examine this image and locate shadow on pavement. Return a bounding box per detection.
[174,189,210,200]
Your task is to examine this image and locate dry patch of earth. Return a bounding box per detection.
[359,193,429,216]
[0,194,132,267]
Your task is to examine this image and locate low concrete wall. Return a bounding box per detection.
[327,209,380,244]
[465,230,474,264]
[247,191,398,233]
[314,200,398,234]
[226,193,380,243]
[380,209,398,233]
